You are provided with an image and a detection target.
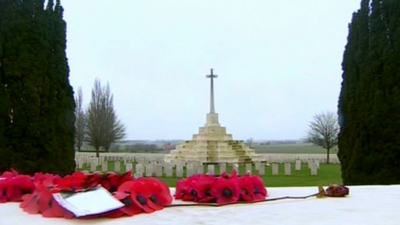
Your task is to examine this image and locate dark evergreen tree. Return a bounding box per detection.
[0,0,13,172]
[0,0,75,176]
[338,0,400,184]
[40,0,76,175]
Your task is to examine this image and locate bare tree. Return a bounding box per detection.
[305,111,339,163]
[74,87,86,151]
[85,79,104,157]
[85,79,126,157]
[101,82,126,151]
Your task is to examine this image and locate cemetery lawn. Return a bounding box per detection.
[78,162,342,187]
[159,164,341,187]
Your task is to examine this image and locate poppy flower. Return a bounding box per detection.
[238,174,255,202]
[20,182,44,214]
[220,170,238,179]
[137,177,172,209]
[210,176,240,205]
[32,173,61,184]
[56,172,86,191]
[20,176,73,219]
[249,175,267,202]
[190,174,216,203]
[0,173,34,203]
[38,184,70,218]
[7,175,34,202]
[174,175,201,201]
[174,179,189,200]
[82,173,101,189]
[100,171,134,192]
[0,177,12,203]
[114,181,145,216]
[1,169,18,178]
[130,180,160,213]
[325,184,349,197]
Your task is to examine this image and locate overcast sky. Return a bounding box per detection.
[62,0,361,141]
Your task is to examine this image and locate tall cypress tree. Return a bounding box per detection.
[0,0,75,176]
[338,0,400,184]
[0,0,13,172]
[47,0,76,175]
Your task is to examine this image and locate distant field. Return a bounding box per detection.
[77,143,336,155]
[253,143,336,154]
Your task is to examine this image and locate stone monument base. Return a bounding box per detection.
[164,113,263,164]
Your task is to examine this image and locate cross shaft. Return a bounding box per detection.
[206,68,218,113]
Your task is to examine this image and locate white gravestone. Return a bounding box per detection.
[272,163,279,175]
[258,163,265,176]
[101,161,108,172]
[207,165,215,175]
[310,163,318,175]
[284,163,291,176]
[295,160,301,171]
[245,164,252,174]
[176,164,183,177]
[125,163,133,172]
[219,163,226,173]
[114,161,121,172]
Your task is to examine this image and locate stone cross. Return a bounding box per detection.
[206,68,218,113]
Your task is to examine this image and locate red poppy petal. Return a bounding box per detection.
[20,194,36,208]
[42,208,56,218]
[147,200,163,211]
[0,195,7,203]
[216,196,238,205]
[51,199,67,217]
[117,181,135,192]
[141,204,156,213]
[23,201,40,214]
[105,209,125,218]
[197,196,215,203]
[120,203,142,216]
[63,210,75,219]
[113,191,129,200]
[253,194,266,201]
[21,194,31,201]
[39,194,53,213]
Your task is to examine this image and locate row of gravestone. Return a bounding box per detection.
[75,156,165,169]
[77,159,320,177]
[75,153,339,164]
[76,155,324,167]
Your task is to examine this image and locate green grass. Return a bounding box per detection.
[78,162,342,187]
[253,143,338,154]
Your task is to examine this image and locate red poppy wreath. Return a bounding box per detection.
[0,169,349,219]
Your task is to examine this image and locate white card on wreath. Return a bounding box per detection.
[52,185,124,217]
